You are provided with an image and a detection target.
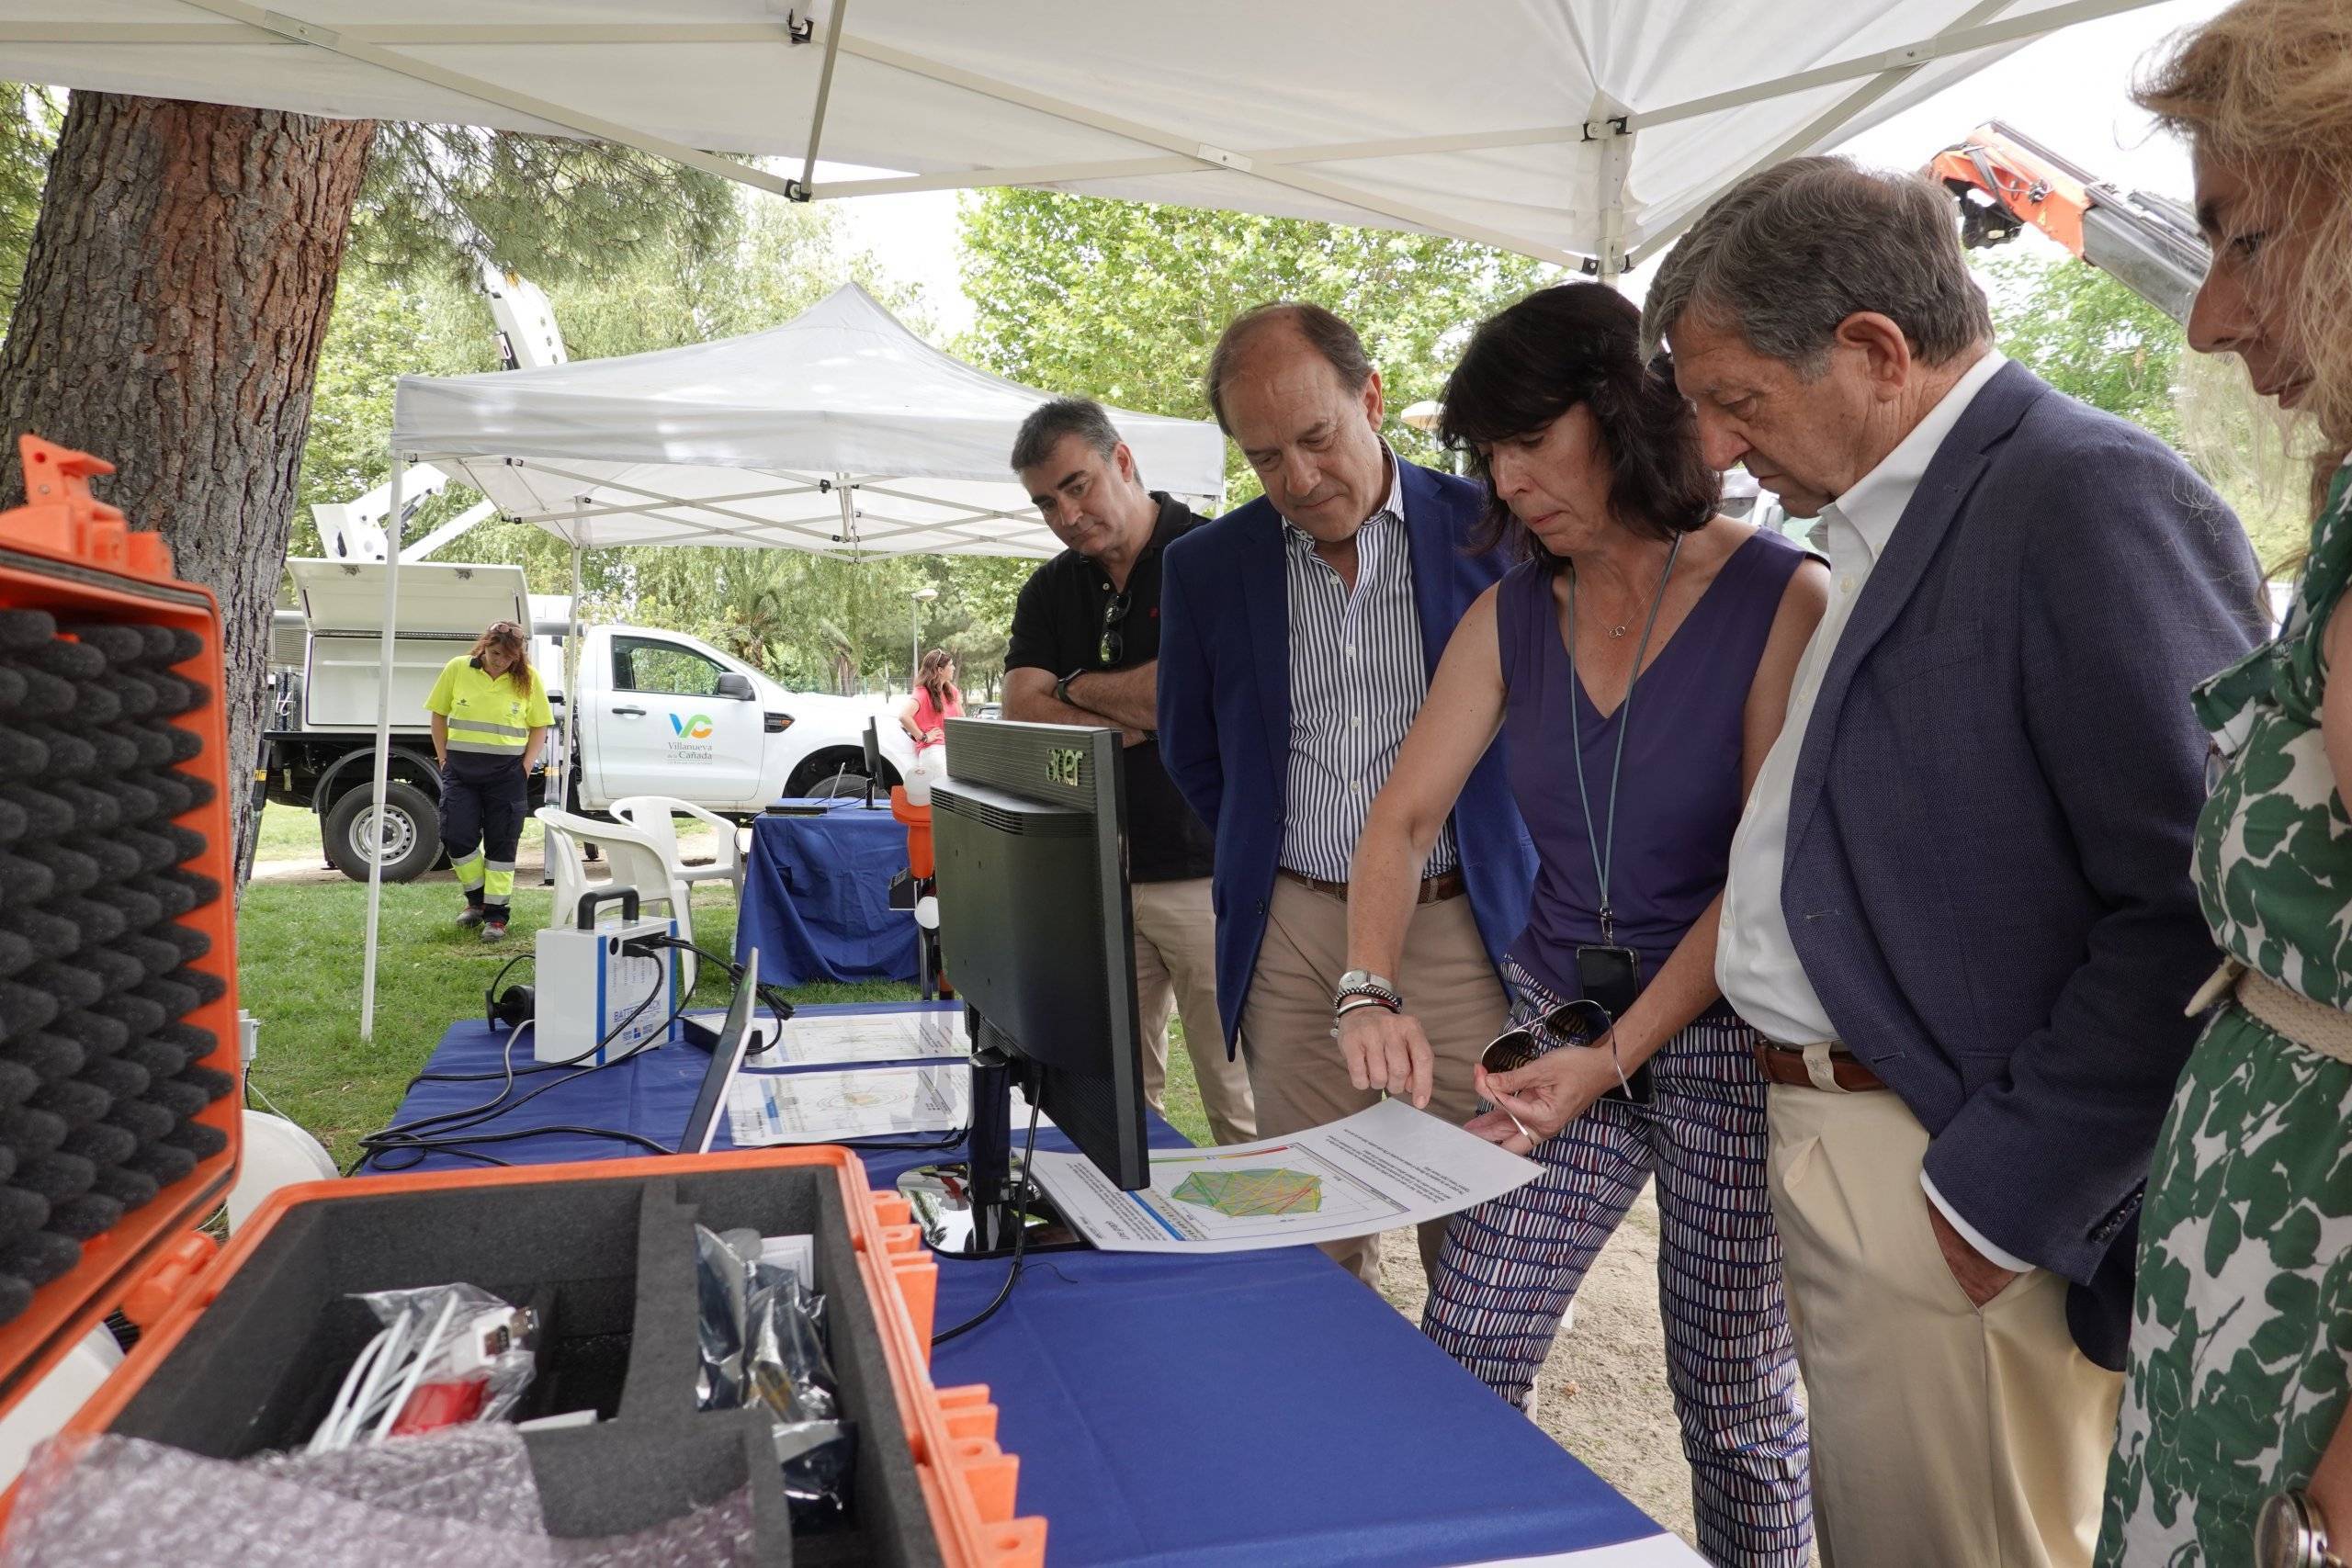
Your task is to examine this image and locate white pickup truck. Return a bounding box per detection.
[264,559,917,880]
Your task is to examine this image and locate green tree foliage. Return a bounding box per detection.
[0,85,58,332]
[1976,247,2183,448]
[957,189,1557,499]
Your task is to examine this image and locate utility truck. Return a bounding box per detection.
[265,558,913,880]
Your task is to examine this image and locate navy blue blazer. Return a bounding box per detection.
[1157,458,1536,1054]
[1783,361,2266,1369]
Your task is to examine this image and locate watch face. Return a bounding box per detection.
[2257,1492,2313,1568]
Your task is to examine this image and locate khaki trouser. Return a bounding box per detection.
[1238,874,1506,1287]
[1766,1079,2123,1568]
[1130,877,1258,1146]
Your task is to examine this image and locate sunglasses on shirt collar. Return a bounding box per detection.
[1100,587,1133,666]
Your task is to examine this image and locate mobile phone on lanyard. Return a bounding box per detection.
[1575,944,1651,1104]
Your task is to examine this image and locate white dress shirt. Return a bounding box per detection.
[1716,349,2033,1274]
[1279,449,1458,881]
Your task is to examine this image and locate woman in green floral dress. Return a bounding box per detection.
[2100,2,2352,1562]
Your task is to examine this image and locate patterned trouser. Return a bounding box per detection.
[1422,958,1812,1568]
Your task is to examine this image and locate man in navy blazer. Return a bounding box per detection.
[1645,157,2265,1567]
[1158,302,1533,1285]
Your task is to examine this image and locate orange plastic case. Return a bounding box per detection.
[0,435,243,1420]
[0,438,1041,1566]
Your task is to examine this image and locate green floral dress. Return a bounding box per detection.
[2100,458,2352,1563]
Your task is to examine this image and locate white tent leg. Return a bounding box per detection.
[358,447,406,1043]
[562,521,584,821]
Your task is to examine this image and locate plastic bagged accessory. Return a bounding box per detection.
[693,1225,854,1527]
[311,1281,537,1451]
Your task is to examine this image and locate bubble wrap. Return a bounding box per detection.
[0,1428,763,1568]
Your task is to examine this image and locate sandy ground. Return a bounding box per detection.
[1375,1188,1702,1549]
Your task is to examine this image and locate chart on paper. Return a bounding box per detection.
[1148,1145,1399,1243]
[1028,1100,1540,1254]
[726,1065,966,1145]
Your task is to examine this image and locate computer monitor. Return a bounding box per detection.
[910,717,1148,1253]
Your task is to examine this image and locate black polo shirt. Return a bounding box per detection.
[1005,492,1217,884]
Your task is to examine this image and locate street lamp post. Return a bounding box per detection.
[910,586,939,689]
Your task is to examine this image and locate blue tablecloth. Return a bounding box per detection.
[736,800,920,987]
[364,1008,1688,1567]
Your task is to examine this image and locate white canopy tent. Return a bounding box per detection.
[394,281,1227,560]
[344,285,1227,1036]
[0,0,2175,1040]
[5,0,2166,277]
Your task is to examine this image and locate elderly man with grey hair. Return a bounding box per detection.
[1645,155,2265,1567]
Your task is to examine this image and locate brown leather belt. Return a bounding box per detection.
[1751,1042,1889,1092]
[1278,866,1466,905]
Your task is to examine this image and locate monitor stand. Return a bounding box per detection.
[898,1041,1088,1259]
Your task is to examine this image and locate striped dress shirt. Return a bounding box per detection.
[1280,452,1459,883]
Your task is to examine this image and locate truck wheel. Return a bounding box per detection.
[322,781,442,883]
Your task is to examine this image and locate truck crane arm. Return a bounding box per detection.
[1928,121,2210,325]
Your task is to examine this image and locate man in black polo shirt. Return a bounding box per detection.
[1004,399,1258,1145]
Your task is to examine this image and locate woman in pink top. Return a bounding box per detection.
[899,649,963,754]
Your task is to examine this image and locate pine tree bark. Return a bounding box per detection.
[0,92,372,886]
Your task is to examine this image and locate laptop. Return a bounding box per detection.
[679,948,760,1156]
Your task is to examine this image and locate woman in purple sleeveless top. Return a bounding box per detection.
[1340,284,1826,1566]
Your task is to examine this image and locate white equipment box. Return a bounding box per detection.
[534,889,681,1065]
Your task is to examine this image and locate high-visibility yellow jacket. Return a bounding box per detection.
[424,656,553,758]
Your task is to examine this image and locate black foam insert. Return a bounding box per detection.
[0,1230,80,1286]
[0,1109,64,1157]
[0,615,231,1339]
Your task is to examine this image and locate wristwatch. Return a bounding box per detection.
[1334,969,1402,1014]
[1054,670,1084,706]
[2259,1490,2345,1568]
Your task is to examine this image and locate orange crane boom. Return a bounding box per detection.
[1928,121,2209,324]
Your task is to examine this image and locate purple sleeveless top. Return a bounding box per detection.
[1498,529,1807,998]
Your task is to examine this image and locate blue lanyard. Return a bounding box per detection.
[1564,535,1682,946]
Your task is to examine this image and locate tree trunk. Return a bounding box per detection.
[0,92,372,887]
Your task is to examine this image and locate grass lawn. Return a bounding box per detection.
[253,801,546,865]
[237,874,1212,1167]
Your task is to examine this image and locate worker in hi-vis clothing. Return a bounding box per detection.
[424,621,552,942]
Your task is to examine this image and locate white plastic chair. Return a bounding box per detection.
[609,795,745,905]
[539,812,594,929]
[535,806,698,994]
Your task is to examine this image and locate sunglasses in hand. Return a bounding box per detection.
[1476,998,1622,1144]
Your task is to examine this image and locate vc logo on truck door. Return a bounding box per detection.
[669,713,715,739]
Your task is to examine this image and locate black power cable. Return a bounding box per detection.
[931,1089,1045,1348]
[351,960,699,1173]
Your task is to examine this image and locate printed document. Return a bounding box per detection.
[763,1010,967,1066]
[1027,1099,1539,1254]
[727,1064,966,1145]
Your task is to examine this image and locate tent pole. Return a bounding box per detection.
[1625,0,2018,271]
[1593,113,1634,286]
[563,515,584,820]
[788,0,848,200]
[359,446,406,1043]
